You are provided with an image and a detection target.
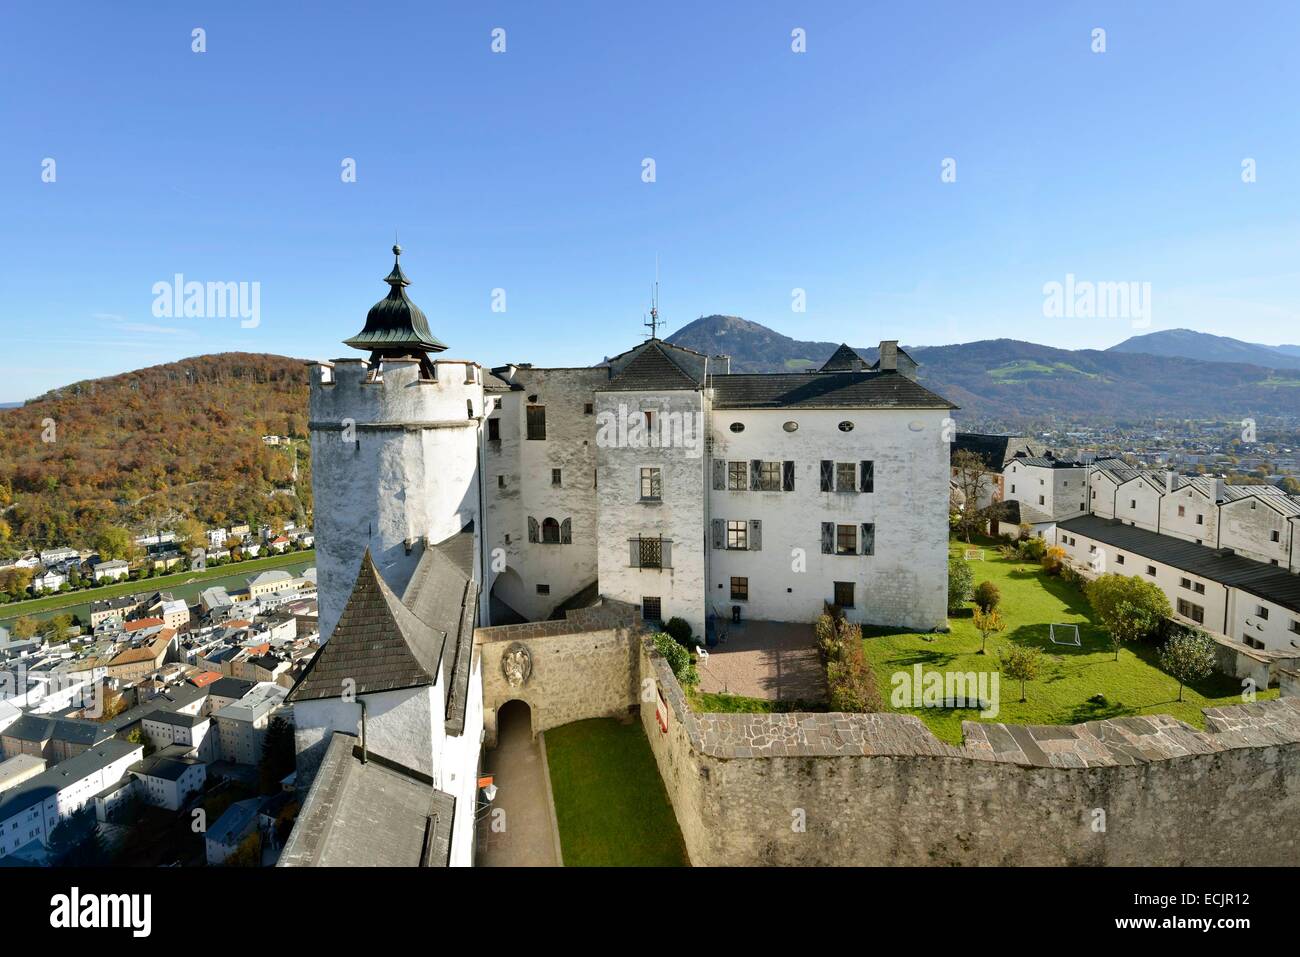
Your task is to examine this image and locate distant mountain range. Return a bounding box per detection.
[666,316,1300,423]
[1108,328,1300,372]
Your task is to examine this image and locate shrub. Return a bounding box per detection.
[947,558,974,613]
[663,616,694,649]
[1085,573,1172,660]
[652,632,699,687]
[1158,627,1216,701]
[1016,537,1047,562]
[999,645,1044,702]
[973,580,1001,613]
[814,615,881,713]
[1041,545,1067,576]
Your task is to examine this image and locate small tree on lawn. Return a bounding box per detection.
[973,580,1001,613]
[999,645,1043,703]
[947,558,974,613]
[973,606,1005,655]
[1158,628,1216,702]
[1085,573,1172,661]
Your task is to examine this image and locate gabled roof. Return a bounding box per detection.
[951,433,1043,469]
[818,343,869,372]
[600,339,701,392]
[1059,515,1300,614]
[709,370,956,410]
[286,549,447,703]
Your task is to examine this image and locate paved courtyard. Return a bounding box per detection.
[475,702,562,867]
[696,620,826,702]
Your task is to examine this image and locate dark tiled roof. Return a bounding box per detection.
[277,732,455,867]
[600,340,701,392]
[208,677,256,700]
[1011,456,1087,469]
[0,739,142,820]
[131,744,203,782]
[286,550,447,703]
[0,714,115,747]
[1059,515,1300,614]
[143,709,206,729]
[343,247,447,355]
[951,433,1042,468]
[818,343,869,372]
[709,370,956,410]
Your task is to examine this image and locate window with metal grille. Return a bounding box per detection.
[642,597,662,621]
[727,520,748,550]
[728,461,747,490]
[639,537,663,569]
[836,524,857,555]
[833,581,854,608]
[730,577,748,601]
[836,463,856,492]
[526,405,546,440]
[757,461,781,491]
[640,467,662,501]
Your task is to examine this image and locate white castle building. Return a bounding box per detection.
[283,246,955,866]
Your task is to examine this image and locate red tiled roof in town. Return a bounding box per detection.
[124,617,165,633]
[190,671,223,688]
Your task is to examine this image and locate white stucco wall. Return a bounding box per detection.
[596,389,708,637]
[309,358,484,642]
[708,408,949,630]
[1220,497,1292,567]
[1160,484,1217,546]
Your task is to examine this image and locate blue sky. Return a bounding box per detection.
[1,1,1298,402]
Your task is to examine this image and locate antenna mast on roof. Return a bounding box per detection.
[644,254,661,339]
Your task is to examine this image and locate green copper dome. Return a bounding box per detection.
[343,245,448,355]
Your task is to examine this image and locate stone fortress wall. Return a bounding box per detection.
[638,641,1300,866]
[477,618,1300,866]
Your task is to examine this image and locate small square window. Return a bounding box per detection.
[730,577,748,602]
[640,467,662,501]
[1146,565,1156,576]
[536,584,550,595]
[833,581,854,608]
[642,597,662,621]
[584,402,594,415]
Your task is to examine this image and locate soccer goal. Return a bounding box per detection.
[964,548,985,561]
[1049,623,1081,647]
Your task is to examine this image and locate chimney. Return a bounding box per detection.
[1214,477,1225,502]
[878,340,898,372]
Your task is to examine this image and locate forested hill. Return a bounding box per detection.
[0,353,311,553]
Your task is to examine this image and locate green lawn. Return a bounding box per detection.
[544,718,688,867]
[860,542,1275,744]
[0,549,315,620]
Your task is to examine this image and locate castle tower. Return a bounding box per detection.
[309,245,486,641]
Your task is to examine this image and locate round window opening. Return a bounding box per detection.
[838,421,854,432]
[782,421,799,433]
[729,422,745,433]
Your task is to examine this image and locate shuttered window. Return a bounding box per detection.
[820,460,833,492]
[820,522,834,554]
[782,460,795,492]
[860,522,875,556]
[836,524,857,555]
[728,461,747,490]
[526,405,546,440]
[860,460,874,493]
[836,463,857,493]
[727,520,747,550]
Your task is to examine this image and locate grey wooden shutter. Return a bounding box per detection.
[527,516,539,543]
[861,460,874,493]
[662,539,673,569]
[750,459,762,490]
[749,520,762,551]
[782,460,795,492]
[820,460,833,492]
[712,458,725,490]
[712,519,725,549]
[560,518,572,544]
[629,538,640,567]
[820,522,834,554]
[861,522,875,556]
